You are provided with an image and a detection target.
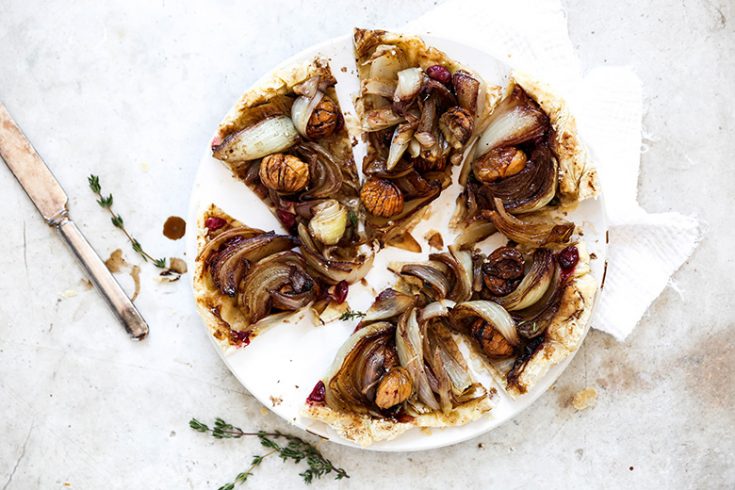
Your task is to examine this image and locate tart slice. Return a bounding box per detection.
[194,204,340,349]
[453,73,599,244]
[211,58,375,285]
[353,28,501,250]
[304,289,493,446]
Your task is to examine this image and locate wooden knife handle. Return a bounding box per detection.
[57,217,149,340]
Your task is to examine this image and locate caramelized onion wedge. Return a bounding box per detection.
[298,223,376,284]
[485,198,574,247]
[475,86,548,157]
[197,225,265,262]
[495,249,555,311]
[238,251,315,324]
[213,116,298,163]
[515,266,563,339]
[363,108,405,132]
[450,300,520,346]
[386,122,415,170]
[485,145,558,214]
[293,142,343,200]
[324,321,395,415]
[396,309,440,410]
[401,262,452,300]
[363,289,416,323]
[453,220,496,250]
[291,91,324,137]
[393,67,424,103]
[362,78,397,97]
[418,300,456,323]
[209,232,296,296]
[367,45,405,81]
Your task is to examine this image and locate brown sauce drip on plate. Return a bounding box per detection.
[163,216,186,240]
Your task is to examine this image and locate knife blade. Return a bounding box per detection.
[0,105,68,224]
[0,103,149,340]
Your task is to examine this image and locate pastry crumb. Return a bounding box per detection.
[571,387,597,410]
[259,407,269,415]
[105,248,126,273]
[270,395,283,407]
[425,230,444,250]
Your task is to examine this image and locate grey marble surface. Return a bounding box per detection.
[1,1,733,488]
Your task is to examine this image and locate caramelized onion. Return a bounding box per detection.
[418,300,456,323]
[292,141,343,199]
[475,85,548,156]
[362,78,397,98]
[197,225,265,262]
[400,262,452,300]
[213,116,299,163]
[367,45,405,82]
[363,288,416,323]
[514,266,563,339]
[423,320,475,413]
[396,309,440,410]
[207,232,296,296]
[291,91,324,137]
[363,108,405,132]
[494,249,555,311]
[393,67,424,103]
[386,122,415,170]
[297,223,376,284]
[484,144,557,213]
[485,198,574,247]
[450,300,520,346]
[324,321,396,415]
[238,251,316,323]
[453,220,496,250]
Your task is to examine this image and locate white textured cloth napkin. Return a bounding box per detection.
[405,0,701,340]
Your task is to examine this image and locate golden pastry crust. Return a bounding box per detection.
[511,71,599,203]
[303,395,493,447]
[505,241,597,397]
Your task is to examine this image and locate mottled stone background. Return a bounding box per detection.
[0,1,733,488]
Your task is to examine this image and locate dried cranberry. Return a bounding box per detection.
[426,64,451,84]
[306,380,326,405]
[231,329,250,347]
[332,280,349,304]
[204,216,226,231]
[210,134,223,151]
[276,209,297,232]
[557,246,579,271]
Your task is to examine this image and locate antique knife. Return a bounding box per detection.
[0,103,149,340]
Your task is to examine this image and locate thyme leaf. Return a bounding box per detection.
[87,174,167,268]
[339,308,365,321]
[190,417,349,487]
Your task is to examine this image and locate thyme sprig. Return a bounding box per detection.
[339,308,366,321]
[189,418,349,487]
[88,175,167,268]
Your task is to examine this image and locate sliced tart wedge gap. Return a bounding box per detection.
[353,28,502,252]
[210,58,375,286]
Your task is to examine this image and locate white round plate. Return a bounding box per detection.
[187,34,608,452]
